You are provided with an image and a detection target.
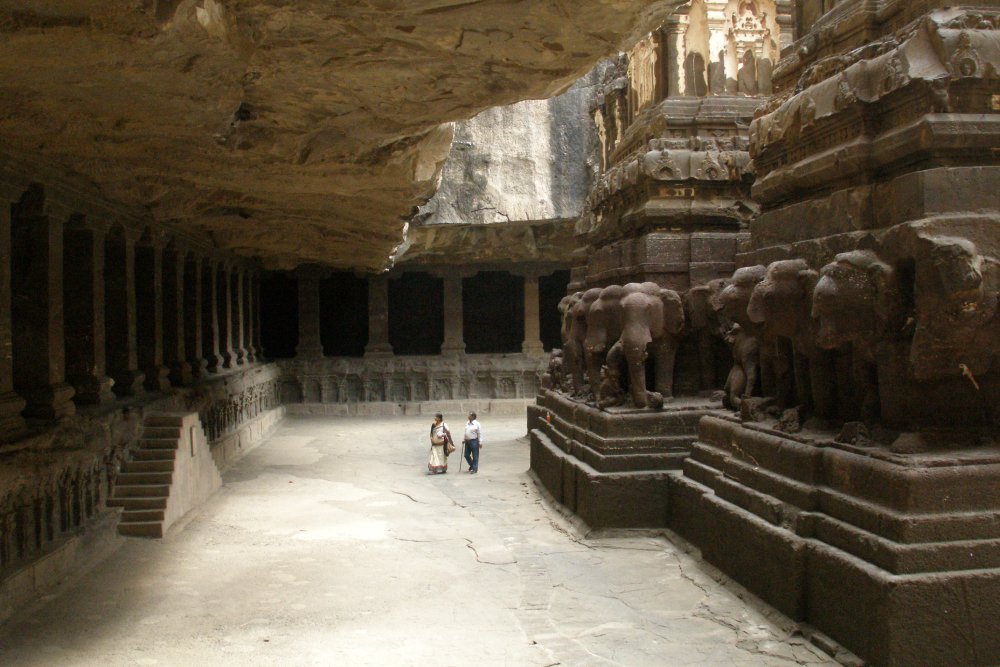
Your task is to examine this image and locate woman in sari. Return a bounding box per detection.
[428,413,453,474]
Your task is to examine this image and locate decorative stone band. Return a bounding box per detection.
[276,354,549,404]
[750,9,1000,172]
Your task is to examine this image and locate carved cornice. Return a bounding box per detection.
[750,8,1000,200]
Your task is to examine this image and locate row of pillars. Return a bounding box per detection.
[0,185,262,440]
[294,267,546,358]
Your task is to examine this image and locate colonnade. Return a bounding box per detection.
[0,183,263,442]
[293,266,549,359]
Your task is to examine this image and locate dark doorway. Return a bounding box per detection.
[260,272,298,358]
[539,270,571,351]
[389,272,443,355]
[320,273,368,357]
[463,271,524,354]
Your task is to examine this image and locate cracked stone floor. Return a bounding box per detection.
[0,415,836,666]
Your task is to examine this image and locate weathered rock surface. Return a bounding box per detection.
[0,0,684,271]
[415,65,604,228]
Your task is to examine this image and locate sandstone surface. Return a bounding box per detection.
[0,0,685,270]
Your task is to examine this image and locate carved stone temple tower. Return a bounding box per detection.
[533,1,1000,664]
[668,1,1000,664]
[530,4,789,526]
[576,0,789,294]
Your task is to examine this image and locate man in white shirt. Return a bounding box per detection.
[463,412,484,474]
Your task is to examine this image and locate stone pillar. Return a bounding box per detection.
[0,204,26,438]
[163,245,192,386]
[521,274,545,356]
[364,274,393,357]
[440,274,466,356]
[253,271,263,361]
[233,265,248,366]
[10,187,76,418]
[295,265,324,358]
[63,220,114,404]
[135,238,170,392]
[105,227,145,396]
[664,22,685,98]
[201,258,223,373]
[245,269,257,363]
[218,263,235,369]
[184,254,206,378]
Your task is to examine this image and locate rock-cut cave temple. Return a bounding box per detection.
[2,0,1000,664]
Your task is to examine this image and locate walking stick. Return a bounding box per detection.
[458,440,465,472]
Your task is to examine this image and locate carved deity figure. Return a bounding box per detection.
[738,49,759,95]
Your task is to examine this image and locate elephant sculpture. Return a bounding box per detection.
[747,259,835,418]
[714,265,767,406]
[604,282,685,408]
[684,278,729,391]
[583,284,627,396]
[882,226,1000,382]
[565,288,601,396]
[812,249,899,423]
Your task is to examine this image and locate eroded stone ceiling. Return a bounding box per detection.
[0,0,682,270]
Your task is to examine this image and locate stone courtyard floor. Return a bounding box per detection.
[0,415,835,666]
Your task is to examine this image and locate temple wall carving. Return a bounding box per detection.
[278,356,546,406]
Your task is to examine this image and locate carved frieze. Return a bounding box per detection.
[751,9,1000,176]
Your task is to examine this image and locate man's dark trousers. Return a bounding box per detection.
[464,438,479,472]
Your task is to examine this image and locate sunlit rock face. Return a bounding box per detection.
[0,0,684,271]
[415,65,606,229]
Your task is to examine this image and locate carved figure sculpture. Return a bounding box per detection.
[685,278,729,390]
[812,250,899,423]
[541,349,564,391]
[747,259,835,417]
[596,363,627,409]
[714,266,767,405]
[604,282,685,408]
[722,324,760,410]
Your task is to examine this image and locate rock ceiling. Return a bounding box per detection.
[0,0,682,271]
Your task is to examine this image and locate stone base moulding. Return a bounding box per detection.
[528,389,725,529]
[671,416,1000,667]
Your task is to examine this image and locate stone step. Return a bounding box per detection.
[111,484,171,498]
[122,459,174,474]
[140,438,180,450]
[122,509,165,523]
[142,426,182,439]
[107,496,167,510]
[144,414,184,427]
[134,448,177,462]
[118,521,164,538]
[115,471,173,486]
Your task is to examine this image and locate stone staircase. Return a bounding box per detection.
[109,413,222,538]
